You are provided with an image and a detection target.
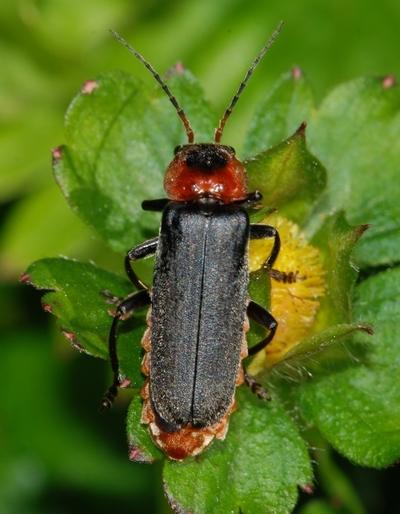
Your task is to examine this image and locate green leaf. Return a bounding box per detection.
[25,60,400,513]
[1,184,92,275]
[243,73,400,270]
[54,69,217,254]
[307,77,400,267]
[271,323,371,368]
[163,388,312,514]
[312,212,370,324]
[298,267,400,468]
[126,395,163,464]
[243,69,315,157]
[23,257,145,388]
[244,124,327,225]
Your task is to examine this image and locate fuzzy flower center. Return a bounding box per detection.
[248,215,326,373]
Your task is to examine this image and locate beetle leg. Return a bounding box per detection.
[235,190,263,208]
[245,300,277,400]
[100,289,151,411]
[250,224,280,268]
[247,300,277,356]
[250,223,303,283]
[101,288,123,305]
[125,237,159,290]
[142,198,170,211]
[268,268,306,283]
[244,373,271,400]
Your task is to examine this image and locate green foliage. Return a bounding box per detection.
[25,258,145,386]
[244,122,327,224]
[3,2,400,513]
[24,66,400,513]
[163,389,311,514]
[299,267,400,468]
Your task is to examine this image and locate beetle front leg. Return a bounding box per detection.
[125,237,158,290]
[100,289,151,411]
[250,224,280,268]
[236,190,263,208]
[142,198,170,212]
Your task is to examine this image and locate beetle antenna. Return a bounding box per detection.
[110,30,195,144]
[214,21,284,143]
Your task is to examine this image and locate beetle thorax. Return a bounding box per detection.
[164,143,248,203]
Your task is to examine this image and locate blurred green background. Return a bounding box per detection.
[1,1,400,513]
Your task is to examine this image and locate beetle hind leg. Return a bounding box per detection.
[100,314,122,411]
[100,289,151,411]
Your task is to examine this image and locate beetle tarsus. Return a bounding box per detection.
[99,381,119,412]
[101,289,123,305]
[266,268,306,284]
[244,373,271,401]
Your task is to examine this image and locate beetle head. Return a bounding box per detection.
[164,143,248,203]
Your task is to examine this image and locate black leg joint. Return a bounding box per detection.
[235,190,263,208]
[247,300,278,357]
[142,198,170,212]
[250,224,281,269]
[125,237,158,289]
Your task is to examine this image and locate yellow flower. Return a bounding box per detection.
[248,214,326,373]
